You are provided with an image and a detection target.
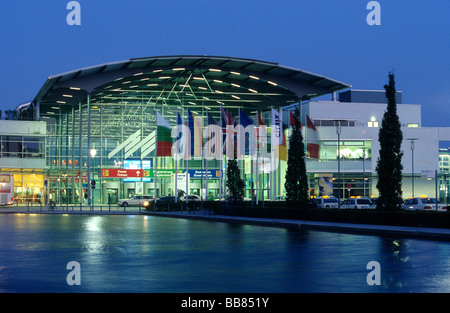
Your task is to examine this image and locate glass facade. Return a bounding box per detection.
[14,56,354,206]
[42,101,287,204]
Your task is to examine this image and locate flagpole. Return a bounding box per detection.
[270,106,274,202]
[255,111,259,206]
[175,113,179,204]
[186,110,189,208]
[154,111,158,212]
[219,104,223,201]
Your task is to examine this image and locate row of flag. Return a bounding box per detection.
[155,107,320,160]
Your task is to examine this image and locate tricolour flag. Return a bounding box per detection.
[187,109,203,157]
[306,114,320,159]
[276,122,287,161]
[156,111,173,157]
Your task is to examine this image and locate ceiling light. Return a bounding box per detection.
[230,71,241,75]
[209,68,221,72]
[249,75,260,80]
[248,88,258,93]
[63,94,73,98]
[268,81,278,86]
[231,95,240,100]
[231,83,240,88]
[69,87,81,90]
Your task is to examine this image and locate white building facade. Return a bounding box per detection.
[301,90,450,200]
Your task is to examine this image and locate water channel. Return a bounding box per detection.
[0,214,449,293]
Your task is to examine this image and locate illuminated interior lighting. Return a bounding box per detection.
[51,106,59,109]
[130,85,139,88]
[213,79,223,83]
[268,81,278,86]
[205,106,211,110]
[122,81,132,84]
[56,101,65,104]
[140,78,150,81]
[147,84,158,87]
[203,96,209,100]
[114,77,124,81]
[215,90,223,94]
[69,87,81,90]
[172,68,185,71]
[231,83,240,88]
[193,77,204,80]
[209,68,221,72]
[230,71,241,75]
[231,95,241,100]
[188,102,196,105]
[249,75,260,80]
[198,86,207,90]
[153,69,163,73]
[248,88,258,93]
[133,72,144,76]
[63,94,73,98]
[158,76,171,79]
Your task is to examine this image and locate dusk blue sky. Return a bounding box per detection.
[0,1,449,127]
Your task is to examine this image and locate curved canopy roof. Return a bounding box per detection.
[29,55,350,117]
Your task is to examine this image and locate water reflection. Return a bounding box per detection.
[0,214,450,292]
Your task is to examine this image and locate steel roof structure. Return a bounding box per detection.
[21,55,350,119]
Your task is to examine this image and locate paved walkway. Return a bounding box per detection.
[3,205,450,240]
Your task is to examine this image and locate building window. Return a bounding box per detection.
[312,119,355,127]
[407,123,419,128]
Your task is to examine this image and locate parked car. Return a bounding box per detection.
[118,195,153,207]
[274,195,286,201]
[158,196,181,203]
[341,197,373,209]
[313,196,339,209]
[182,195,201,202]
[402,197,447,211]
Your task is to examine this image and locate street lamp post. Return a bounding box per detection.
[90,149,97,208]
[336,121,342,210]
[407,138,418,197]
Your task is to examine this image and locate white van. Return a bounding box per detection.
[341,197,373,209]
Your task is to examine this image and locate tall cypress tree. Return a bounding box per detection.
[376,73,403,210]
[226,158,245,202]
[284,107,309,208]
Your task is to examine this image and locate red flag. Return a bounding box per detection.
[289,111,302,127]
[306,115,320,159]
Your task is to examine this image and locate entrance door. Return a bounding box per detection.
[107,188,119,204]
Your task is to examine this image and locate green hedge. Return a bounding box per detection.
[145,200,450,229]
[207,201,450,229]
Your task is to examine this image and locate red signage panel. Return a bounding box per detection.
[101,169,143,178]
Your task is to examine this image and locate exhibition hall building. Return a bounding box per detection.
[3,55,450,205]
